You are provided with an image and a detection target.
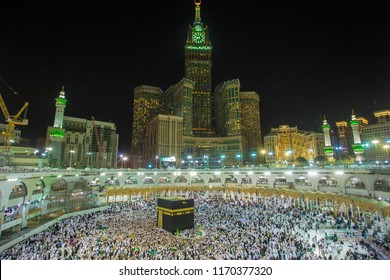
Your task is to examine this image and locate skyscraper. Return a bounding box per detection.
[162,78,194,136]
[239,91,262,160]
[147,114,184,167]
[213,79,241,136]
[361,109,390,161]
[131,85,162,167]
[131,1,262,167]
[185,0,213,136]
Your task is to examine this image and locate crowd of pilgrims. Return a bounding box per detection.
[0,195,386,260]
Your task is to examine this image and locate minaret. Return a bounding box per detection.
[47,87,68,167]
[53,86,67,128]
[350,110,364,161]
[322,117,334,160]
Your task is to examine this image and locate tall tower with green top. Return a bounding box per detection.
[47,87,67,167]
[185,0,213,136]
[322,117,334,160]
[350,111,364,161]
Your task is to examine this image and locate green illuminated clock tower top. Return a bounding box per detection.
[185,0,213,135]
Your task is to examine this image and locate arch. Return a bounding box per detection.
[191,175,204,184]
[273,176,288,186]
[256,176,269,185]
[208,175,221,183]
[294,157,308,167]
[90,177,101,186]
[143,176,155,184]
[318,175,338,187]
[33,180,45,194]
[73,178,89,192]
[51,179,68,192]
[313,156,327,167]
[105,176,119,186]
[125,176,138,185]
[345,176,366,189]
[294,175,312,186]
[175,175,188,183]
[225,175,237,183]
[158,176,171,184]
[374,177,390,192]
[9,182,28,199]
[241,175,252,184]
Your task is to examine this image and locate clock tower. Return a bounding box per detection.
[185,0,213,136]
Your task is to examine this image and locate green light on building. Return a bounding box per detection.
[185,45,212,50]
[352,144,364,152]
[50,129,65,138]
[55,98,68,106]
[350,120,359,126]
[324,147,333,154]
[322,124,330,130]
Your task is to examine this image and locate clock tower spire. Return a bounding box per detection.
[194,0,202,24]
[185,0,213,136]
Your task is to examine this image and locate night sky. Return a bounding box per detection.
[1,0,389,153]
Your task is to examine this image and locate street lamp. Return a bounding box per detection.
[187,155,192,169]
[251,152,256,166]
[261,150,266,163]
[384,145,389,160]
[123,157,128,169]
[285,150,292,162]
[236,154,241,167]
[155,156,159,169]
[87,152,92,168]
[220,155,225,169]
[69,150,75,168]
[372,140,380,161]
[119,154,123,168]
[46,147,53,167]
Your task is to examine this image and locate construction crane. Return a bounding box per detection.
[0,81,29,154]
[92,116,106,168]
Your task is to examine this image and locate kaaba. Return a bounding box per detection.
[157,197,194,233]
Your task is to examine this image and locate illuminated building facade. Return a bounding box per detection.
[335,121,353,156]
[130,1,262,167]
[185,0,213,136]
[146,114,184,168]
[162,78,194,136]
[214,79,261,163]
[47,116,118,169]
[131,85,162,168]
[264,125,324,164]
[183,134,243,167]
[214,79,241,136]
[46,88,118,168]
[361,109,390,162]
[239,91,261,157]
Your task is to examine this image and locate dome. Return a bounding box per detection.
[294,157,308,166]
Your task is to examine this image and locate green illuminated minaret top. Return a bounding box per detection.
[53,86,67,129]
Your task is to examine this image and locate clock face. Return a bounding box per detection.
[192,32,205,44]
